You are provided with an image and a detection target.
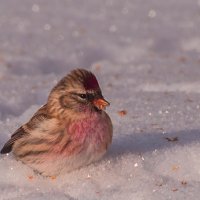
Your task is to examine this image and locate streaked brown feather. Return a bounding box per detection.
[0,104,50,154]
[0,126,27,154]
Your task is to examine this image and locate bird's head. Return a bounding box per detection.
[47,69,110,117]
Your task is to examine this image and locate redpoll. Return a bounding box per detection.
[1,69,113,176]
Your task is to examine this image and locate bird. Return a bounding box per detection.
[0,69,113,176]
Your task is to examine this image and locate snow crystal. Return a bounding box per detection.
[32,4,40,13]
[148,10,157,18]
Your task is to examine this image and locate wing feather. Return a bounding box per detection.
[0,104,49,154]
[0,126,27,154]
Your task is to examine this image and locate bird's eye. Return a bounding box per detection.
[78,94,87,99]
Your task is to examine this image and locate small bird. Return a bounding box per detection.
[0,69,113,176]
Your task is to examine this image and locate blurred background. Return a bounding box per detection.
[1,0,200,69]
[0,0,200,119]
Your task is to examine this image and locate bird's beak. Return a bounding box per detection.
[93,98,110,110]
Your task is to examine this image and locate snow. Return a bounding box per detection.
[0,0,200,199]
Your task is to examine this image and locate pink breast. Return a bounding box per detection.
[68,115,107,145]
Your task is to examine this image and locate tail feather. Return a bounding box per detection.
[1,126,28,154]
[0,143,13,154]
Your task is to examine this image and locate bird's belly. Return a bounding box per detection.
[58,115,110,172]
[23,114,111,176]
[24,144,105,177]
[62,143,106,173]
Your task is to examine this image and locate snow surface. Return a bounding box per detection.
[0,0,200,199]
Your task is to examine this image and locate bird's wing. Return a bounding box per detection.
[0,104,50,154]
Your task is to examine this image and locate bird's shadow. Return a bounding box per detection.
[107,129,200,159]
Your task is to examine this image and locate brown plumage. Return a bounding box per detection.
[1,69,113,176]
